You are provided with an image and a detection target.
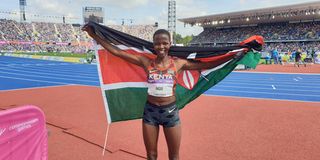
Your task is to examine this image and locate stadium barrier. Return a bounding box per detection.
[0,40,92,47]
[3,53,88,64]
[315,53,320,64]
[0,105,48,160]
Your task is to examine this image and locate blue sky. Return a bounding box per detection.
[0,0,317,36]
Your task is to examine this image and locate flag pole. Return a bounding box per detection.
[92,39,113,156]
[102,124,110,156]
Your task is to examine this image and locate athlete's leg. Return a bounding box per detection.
[143,123,160,160]
[163,125,181,160]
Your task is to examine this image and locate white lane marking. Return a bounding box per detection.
[0,66,96,77]
[0,84,76,92]
[2,63,71,66]
[203,94,320,103]
[210,85,320,93]
[207,89,320,97]
[0,67,97,79]
[223,77,320,83]
[0,75,70,85]
[221,80,320,88]
[0,70,99,83]
[0,63,97,76]
[271,85,276,90]
[234,71,320,76]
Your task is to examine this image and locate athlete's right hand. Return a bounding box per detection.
[82,24,96,38]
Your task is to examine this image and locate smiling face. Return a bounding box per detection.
[153,32,171,58]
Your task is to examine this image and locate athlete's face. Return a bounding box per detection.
[153,33,171,58]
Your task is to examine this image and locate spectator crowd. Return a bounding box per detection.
[192,21,320,43]
[1,18,320,64]
[0,19,156,53]
[190,21,320,63]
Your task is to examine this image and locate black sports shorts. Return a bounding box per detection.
[143,101,180,128]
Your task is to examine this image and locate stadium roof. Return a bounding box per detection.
[179,1,320,28]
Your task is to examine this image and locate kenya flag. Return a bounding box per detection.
[88,21,263,123]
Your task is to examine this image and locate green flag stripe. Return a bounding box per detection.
[176,51,261,109]
[105,88,148,122]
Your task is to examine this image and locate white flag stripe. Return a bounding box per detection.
[201,49,245,76]
[187,53,197,59]
[98,44,152,54]
[229,48,246,53]
[116,44,152,53]
[102,82,148,90]
[183,71,191,89]
[95,42,112,124]
[201,60,231,76]
[187,71,195,88]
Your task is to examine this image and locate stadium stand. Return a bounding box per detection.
[191,22,320,43]
[0,19,156,53]
[179,1,320,63]
[1,1,320,65]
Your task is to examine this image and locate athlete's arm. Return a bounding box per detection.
[175,54,236,72]
[82,25,150,68]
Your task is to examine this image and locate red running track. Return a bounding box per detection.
[244,63,320,73]
[1,81,320,160]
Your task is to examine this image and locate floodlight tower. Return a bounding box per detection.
[19,0,27,22]
[168,0,176,44]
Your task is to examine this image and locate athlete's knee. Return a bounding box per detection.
[147,151,158,160]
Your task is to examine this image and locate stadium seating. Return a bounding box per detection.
[192,22,320,43]
[190,21,320,61]
[0,19,156,53]
[1,18,319,62]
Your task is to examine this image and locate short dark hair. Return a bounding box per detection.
[153,29,171,40]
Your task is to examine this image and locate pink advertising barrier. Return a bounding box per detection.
[0,105,48,160]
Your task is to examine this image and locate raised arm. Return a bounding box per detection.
[82,24,150,68]
[175,53,241,72]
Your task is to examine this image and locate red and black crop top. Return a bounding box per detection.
[147,58,177,97]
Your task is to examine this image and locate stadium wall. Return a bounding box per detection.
[3,53,88,64]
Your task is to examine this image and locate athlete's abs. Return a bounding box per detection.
[147,95,176,106]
